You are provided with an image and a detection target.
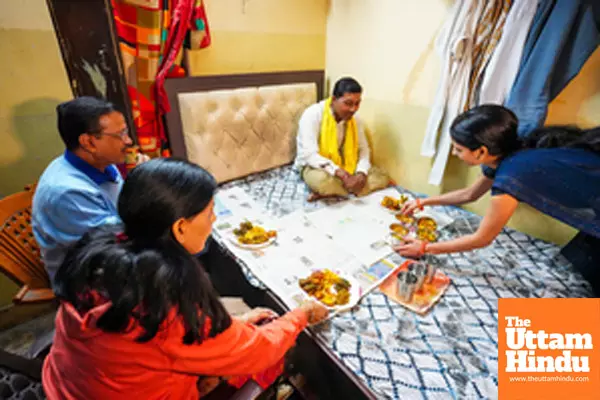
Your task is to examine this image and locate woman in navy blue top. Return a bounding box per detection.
[396,105,600,294]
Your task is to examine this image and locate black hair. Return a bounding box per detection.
[450,104,600,157]
[54,158,232,344]
[56,96,117,150]
[332,77,362,98]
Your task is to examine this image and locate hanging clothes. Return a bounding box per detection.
[422,0,511,186]
[112,0,211,155]
[477,0,539,105]
[465,0,512,108]
[504,0,600,137]
[153,1,195,146]
[422,1,481,163]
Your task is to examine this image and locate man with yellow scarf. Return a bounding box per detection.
[295,77,390,201]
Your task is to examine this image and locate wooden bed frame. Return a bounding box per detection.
[163,70,325,160]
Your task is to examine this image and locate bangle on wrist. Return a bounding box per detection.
[416,198,425,211]
[419,241,428,257]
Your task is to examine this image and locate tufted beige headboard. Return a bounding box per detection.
[164,71,324,183]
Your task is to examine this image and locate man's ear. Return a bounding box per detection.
[78,133,96,153]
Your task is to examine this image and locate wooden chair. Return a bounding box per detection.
[0,184,54,304]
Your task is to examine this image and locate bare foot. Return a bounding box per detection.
[307,192,347,202]
[307,192,323,202]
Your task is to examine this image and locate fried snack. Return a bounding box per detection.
[381,196,400,211]
[381,195,409,211]
[233,221,277,245]
[389,223,409,237]
[417,217,437,231]
[416,227,438,242]
[395,213,416,226]
[298,269,351,307]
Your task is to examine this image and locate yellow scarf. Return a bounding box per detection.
[318,97,358,174]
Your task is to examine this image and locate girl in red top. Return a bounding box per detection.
[42,158,328,399]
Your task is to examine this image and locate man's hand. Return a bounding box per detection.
[351,172,367,194]
[344,172,367,194]
[335,168,350,182]
[335,168,353,191]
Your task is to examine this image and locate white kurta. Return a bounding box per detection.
[421,0,485,186]
[478,0,540,105]
[294,100,371,176]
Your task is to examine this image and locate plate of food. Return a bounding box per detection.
[389,223,410,239]
[380,194,412,212]
[394,213,416,226]
[229,220,277,250]
[298,269,360,310]
[415,216,438,242]
[415,209,453,230]
[416,216,437,230]
[389,215,439,243]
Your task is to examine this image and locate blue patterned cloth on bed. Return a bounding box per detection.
[219,166,593,400]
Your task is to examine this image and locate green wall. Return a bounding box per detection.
[0,0,72,307]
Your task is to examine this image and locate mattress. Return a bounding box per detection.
[218,165,593,399]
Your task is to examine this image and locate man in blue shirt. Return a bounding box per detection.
[32,97,132,285]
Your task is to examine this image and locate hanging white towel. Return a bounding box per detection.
[421,1,484,185]
[478,0,540,105]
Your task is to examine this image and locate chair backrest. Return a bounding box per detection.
[0,185,50,292]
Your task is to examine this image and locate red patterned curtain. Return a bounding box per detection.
[112,0,211,157]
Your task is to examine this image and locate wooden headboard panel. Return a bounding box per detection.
[164,70,324,182]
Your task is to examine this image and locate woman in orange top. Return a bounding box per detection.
[42,158,328,400]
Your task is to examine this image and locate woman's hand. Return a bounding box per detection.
[238,307,278,325]
[400,200,422,216]
[299,300,329,325]
[394,194,519,257]
[393,237,425,258]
